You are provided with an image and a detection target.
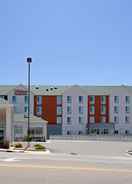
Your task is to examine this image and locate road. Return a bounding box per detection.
[0,140,132,184]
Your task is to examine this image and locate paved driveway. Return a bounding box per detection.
[45,140,132,156]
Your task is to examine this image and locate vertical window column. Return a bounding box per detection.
[88,96,95,123]
[66,96,72,125]
[12,96,17,112]
[36,96,42,116]
[57,96,62,124]
[24,96,28,114]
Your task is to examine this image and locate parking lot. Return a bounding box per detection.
[45,139,132,156]
[0,140,132,184]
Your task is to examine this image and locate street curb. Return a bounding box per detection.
[0,149,24,153]
[0,148,50,154]
[24,149,51,155]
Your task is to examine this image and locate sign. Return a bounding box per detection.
[15,89,27,95]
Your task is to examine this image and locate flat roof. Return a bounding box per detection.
[0,85,132,95]
[13,113,48,123]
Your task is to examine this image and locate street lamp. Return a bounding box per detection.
[27,57,32,144]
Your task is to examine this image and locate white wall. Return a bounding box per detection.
[13,121,47,141]
[8,91,34,114]
[62,86,88,135]
[109,88,132,134]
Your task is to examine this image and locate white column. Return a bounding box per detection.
[5,105,12,142]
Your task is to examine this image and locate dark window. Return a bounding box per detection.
[114,130,118,134]
[79,96,83,103]
[67,96,72,103]
[4,96,8,100]
[78,131,82,135]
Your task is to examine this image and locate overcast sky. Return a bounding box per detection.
[1,0,132,85]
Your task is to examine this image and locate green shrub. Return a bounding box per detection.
[15,143,23,148]
[34,144,46,151]
[0,140,9,149]
[24,135,32,142]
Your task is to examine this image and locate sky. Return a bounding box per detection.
[1,0,132,85]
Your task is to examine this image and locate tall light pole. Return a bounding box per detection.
[27,57,32,143]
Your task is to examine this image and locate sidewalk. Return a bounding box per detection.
[0,148,24,153]
[0,148,50,154]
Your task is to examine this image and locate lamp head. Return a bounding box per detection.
[27,57,32,63]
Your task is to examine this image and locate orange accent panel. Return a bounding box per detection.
[42,96,57,124]
[106,96,109,123]
[95,96,101,123]
[88,96,90,123]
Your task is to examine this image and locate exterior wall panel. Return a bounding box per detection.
[95,96,101,123]
[42,96,57,124]
[106,96,109,123]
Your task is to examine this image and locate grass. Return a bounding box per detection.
[34,144,46,151]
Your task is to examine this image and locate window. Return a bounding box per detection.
[57,117,62,124]
[114,116,119,123]
[101,96,106,104]
[126,96,130,104]
[0,95,8,100]
[14,126,23,134]
[67,106,72,115]
[114,96,119,104]
[13,106,17,113]
[125,130,129,135]
[36,106,42,115]
[90,105,95,114]
[30,127,43,135]
[67,117,72,124]
[67,131,71,135]
[12,96,16,104]
[101,105,106,114]
[114,106,119,113]
[24,96,28,104]
[100,116,106,123]
[67,96,72,103]
[37,96,42,105]
[57,96,62,105]
[79,106,83,114]
[78,116,83,124]
[89,116,95,123]
[89,96,95,104]
[79,96,83,104]
[57,106,62,115]
[4,96,8,100]
[125,106,130,113]
[104,129,108,134]
[114,130,118,134]
[24,106,28,113]
[78,131,82,135]
[125,116,130,123]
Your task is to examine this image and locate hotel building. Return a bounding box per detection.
[33,85,132,136]
[0,84,132,142]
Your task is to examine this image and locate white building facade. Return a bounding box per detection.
[0,85,47,143]
[62,85,132,136]
[62,86,88,135]
[0,84,132,140]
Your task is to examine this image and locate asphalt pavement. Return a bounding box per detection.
[0,140,132,184]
